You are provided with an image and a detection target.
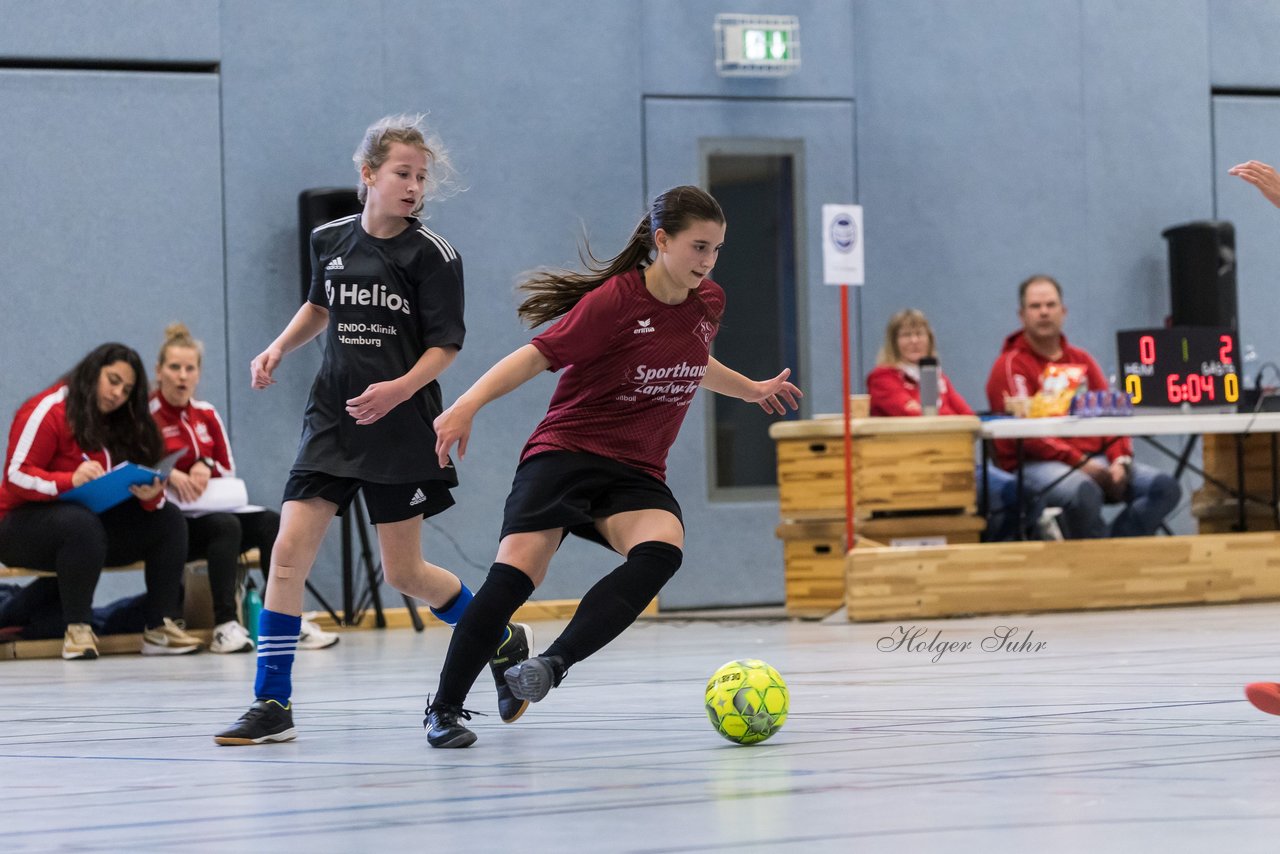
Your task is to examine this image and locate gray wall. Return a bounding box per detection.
[3,0,1280,609]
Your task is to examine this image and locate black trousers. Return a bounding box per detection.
[0,500,187,627]
[185,509,280,625]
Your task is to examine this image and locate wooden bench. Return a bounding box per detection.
[0,548,261,581]
[0,549,262,660]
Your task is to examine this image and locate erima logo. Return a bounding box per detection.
[633,318,656,334]
[324,279,411,314]
[325,256,344,271]
[409,488,427,506]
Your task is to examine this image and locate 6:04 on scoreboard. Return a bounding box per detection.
[1116,327,1239,411]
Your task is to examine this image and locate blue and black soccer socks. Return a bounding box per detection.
[429,580,474,626]
[434,563,534,706]
[254,609,301,704]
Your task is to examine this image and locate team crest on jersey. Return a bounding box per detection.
[195,422,212,444]
[693,318,716,346]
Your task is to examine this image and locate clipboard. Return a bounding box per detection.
[60,449,186,513]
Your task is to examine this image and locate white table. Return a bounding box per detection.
[979,411,1280,440]
[978,411,1280,536]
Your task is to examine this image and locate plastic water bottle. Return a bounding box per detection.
[918,356,940,416]
[242,579,263,643]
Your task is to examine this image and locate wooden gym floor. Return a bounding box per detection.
[5,603,1280,852]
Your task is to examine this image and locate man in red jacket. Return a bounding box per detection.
[985,275,1180,539]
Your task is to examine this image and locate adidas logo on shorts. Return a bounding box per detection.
[409,488,427,507]
[325,256,344,271]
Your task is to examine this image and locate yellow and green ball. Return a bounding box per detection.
[705,659,788,744]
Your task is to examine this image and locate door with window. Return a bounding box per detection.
[644,97,855,608]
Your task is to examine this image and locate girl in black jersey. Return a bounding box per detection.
[423,186,802,748]
[215,115,530,746]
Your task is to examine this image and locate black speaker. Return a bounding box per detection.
[1162,219,1237,329]
[298,187,362,303]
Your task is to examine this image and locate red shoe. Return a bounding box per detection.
[1245,682,1280,715]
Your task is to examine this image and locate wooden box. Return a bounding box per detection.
[1201,432,1277,497]
[1195,433,1279,532]
[776,520,848,618]
[770,416,979,520]
[857,513,986,547]
[776,514,985,618]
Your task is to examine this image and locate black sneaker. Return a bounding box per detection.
[213,699,297,745]
[425,701,477,748]
[503,654,566,703]
[490,623,533,723]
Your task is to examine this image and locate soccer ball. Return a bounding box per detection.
[705,659,789,744]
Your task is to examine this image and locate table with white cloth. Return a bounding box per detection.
[979,411,1280,537]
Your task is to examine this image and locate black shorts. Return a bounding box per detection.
[500,451,683,549]
[283,470,454,524]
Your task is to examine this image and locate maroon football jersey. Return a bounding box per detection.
[524,268,724,481]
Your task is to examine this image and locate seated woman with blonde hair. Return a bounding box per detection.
[866,309,1050,540]
[151,323,337,653]
[867,308,973,416]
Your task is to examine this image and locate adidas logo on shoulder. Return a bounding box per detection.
[633,318,656,334]
[409,488,427,507]
[325,256,344,271]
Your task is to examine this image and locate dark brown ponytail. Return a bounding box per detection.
[516,185,725,328]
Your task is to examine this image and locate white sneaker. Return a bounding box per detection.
[141,617,203,655]
[210,620,254,654]
[1036,507,1066,541]
[298,618,339,650]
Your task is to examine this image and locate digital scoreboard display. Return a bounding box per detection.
[1116,327,1239,411]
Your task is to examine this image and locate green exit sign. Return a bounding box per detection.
[743,28,790,62]
[715,14,800,77]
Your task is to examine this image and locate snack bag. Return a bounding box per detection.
[1030,363,1087,417]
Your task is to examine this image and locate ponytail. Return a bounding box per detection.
[516,215,654,328]
[516,185,725,328]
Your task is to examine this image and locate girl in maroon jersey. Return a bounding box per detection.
[424,185,802,748]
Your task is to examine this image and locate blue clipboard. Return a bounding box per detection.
[59,450,186,513]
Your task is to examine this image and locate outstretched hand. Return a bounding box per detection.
[1229,160,1280,208]
[434,404,474,468]
[744,368,803,415]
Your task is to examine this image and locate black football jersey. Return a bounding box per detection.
[292,214,464,484]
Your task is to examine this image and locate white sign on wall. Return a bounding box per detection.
[821,204,864,285]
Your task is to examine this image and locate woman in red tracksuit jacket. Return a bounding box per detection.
[0,342,201,659]
[866,308,973,416]
[866,308,1027,540]
[150,323,336,654]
